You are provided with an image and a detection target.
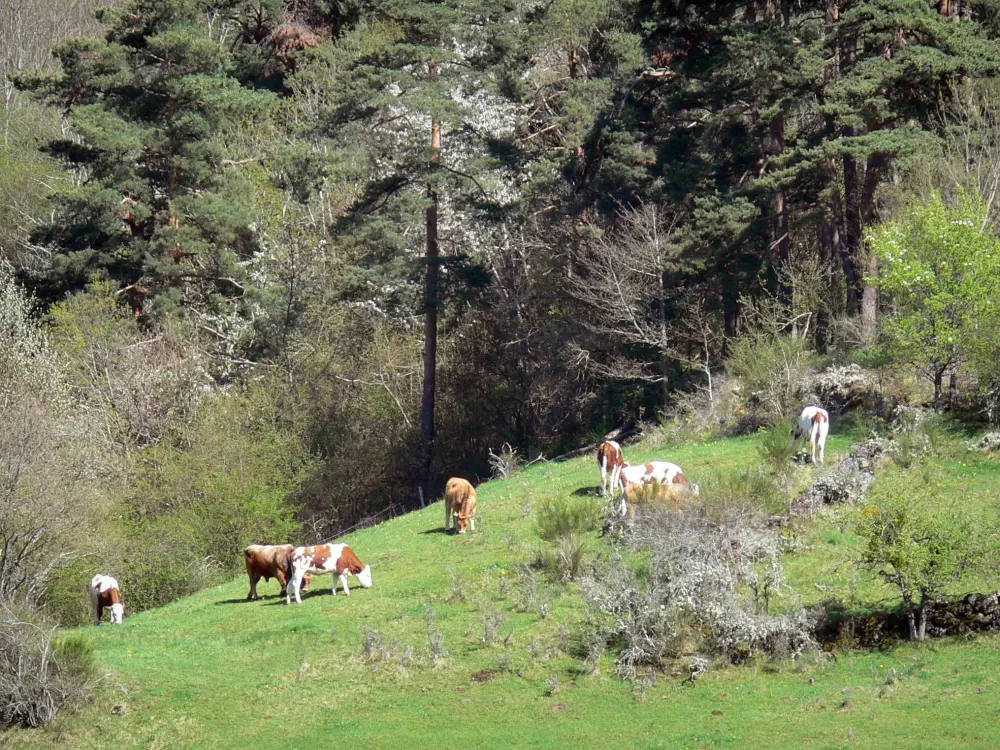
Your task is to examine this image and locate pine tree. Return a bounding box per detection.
[303,0,518,497]
[20,0,275,316]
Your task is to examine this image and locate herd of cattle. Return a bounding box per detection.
[88,407,830,624]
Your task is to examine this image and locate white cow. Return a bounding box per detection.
[286,543,373,604]
[795,405,830,463]
[89,574,124,625]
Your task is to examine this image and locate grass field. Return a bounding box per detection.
[9,430,1000,749]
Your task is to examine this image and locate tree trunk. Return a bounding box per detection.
[722,271,739,342]
[859,152,887,341]
[816,218,837,353]
[949,373,958,407]
[839,26,863,318]
[420,59,441,498]
[934,365,946,408]
[918,603,928,640]
[768,111,791,305]
[842,145,862,317]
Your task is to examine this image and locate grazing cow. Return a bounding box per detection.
[286,543,372,604]
[444,477,478,534]
[89,574,124,626]
[244,544,311,600]
[794,405,830,464]
[596,440,626,496]
[622,481,696,522]
[611,461,699,516]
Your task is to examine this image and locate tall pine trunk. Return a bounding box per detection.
[771,115,791,304]
[839,25,864,320]
[420,59,441,502]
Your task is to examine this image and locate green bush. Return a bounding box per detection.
[535,497,601,582]
[727,334,818,427]
[116,384,311,612]
[853,468,1000,640]
[536,496,602,542]
[757,424,798,471]
[700,467,784,517]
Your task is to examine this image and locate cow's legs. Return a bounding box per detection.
[338,574,351,596]
[470,515,476,532]
[444,502,450,531]
[287,569,303,604]
[247,572,260,600]
[276,570,288,599]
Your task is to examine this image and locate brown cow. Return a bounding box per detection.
[244,544,311,600]
[621,480,697,522]
[444,477,478,534]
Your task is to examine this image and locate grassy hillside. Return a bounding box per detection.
[9,431,1000,749]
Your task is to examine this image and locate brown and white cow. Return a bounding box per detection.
[596,440,626,496]
[444,477,478,534]
[244,544,311,600]
[611,460,699,516]
[286,543,373,604]
[89,574,124,625]
[794,405,830,464]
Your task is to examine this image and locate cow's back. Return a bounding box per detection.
[445,477,475,507]
[597,440,624,468]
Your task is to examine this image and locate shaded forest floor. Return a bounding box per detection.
[8,431,1000,749]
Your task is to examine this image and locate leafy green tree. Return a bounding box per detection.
[870,190,1000,403]
[854,468,999,640]
[19,0,275,316]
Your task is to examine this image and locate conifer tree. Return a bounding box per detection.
[306,0,518,496]
[20,0,274,316]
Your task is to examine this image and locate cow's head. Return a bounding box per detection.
[110,602,124,624]
[357,564,373,588]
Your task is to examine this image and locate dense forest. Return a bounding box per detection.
[5,0,1000,625]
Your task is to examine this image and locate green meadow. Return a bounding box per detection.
[10,430,1000,749]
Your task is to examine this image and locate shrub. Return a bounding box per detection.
[535,496,601,542]
[488,443,523,480]
[853,469,1000,640]
[757,425,798,472]
[117,384,310,612]
[583,499,814,678]
[0,605,95,728]
[727,333,818,427]
[700,467,784,517]
[480,604,507,645]
[535,496,600,582]
[799,364,876,412]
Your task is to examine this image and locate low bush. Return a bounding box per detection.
[584,497,814,679]
[535,496,601,582]
[0,605,95,728]
[757,425,798,472]
[535,496,602,542]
